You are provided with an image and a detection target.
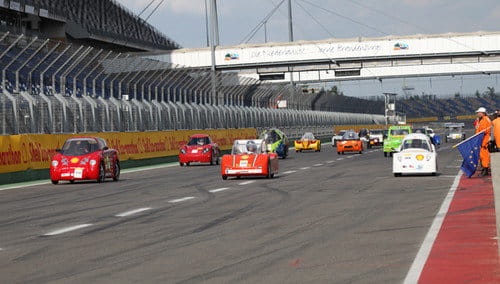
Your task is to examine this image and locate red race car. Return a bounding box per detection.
[221,139,278,180]
[50,137,120,184]
[179,134,220,166]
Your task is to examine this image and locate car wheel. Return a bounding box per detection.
[431,172,437,176]
[69,180,75,184]
[222,176,227,180]
[389,152,393,157]
[179,162,184,166]
[342,152,345,155]
[394,173,401,177]
[186,162,190,166]
[270,173,275,178]
[445,137,448,143]
[296,150,299,153]
[359,151,363,154]
[97,163,105,183]
[337,152,340,155]
[51,180,59,185]
[384,152,387,157]
[210,153,214,165]
[216,155,220,165]
[113,162,120,181]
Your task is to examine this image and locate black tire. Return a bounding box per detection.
[389,152,393,157]
[359,151,363,154]
[222,176,227,180]
[186,162,190,166]
[342,152,345,155]
[69,180,75,184]
[445,137,448,143]
[210,153,214,165]
[179,162,184,166]
[113,162,120,181]
[51,180,59,185]
[216,155,220,165]
[394,173,401,177]
[97,163,105,183]
[267,162,272,179]
[337,152,340,155]
[384,152,387,157]
[431,172,437,176]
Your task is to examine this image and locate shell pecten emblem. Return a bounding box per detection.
[70,158,80,163]
[241,155,249,160]
[415,154,424,161]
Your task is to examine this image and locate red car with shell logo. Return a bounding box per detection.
[50,137,120,184]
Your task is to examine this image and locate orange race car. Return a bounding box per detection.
[221,139,279,180]
[336,130,364,154]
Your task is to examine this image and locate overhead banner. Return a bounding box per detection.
[0,128,257,174]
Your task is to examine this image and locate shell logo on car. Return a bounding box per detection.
[416,154,424,161]
[70,158,79,163]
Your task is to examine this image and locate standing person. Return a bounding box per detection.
[493,111,500,149]
[475,107,492,176]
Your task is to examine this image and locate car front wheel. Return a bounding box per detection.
[97,164,105,183]
[51,180,59,185]
[113,162,120,181]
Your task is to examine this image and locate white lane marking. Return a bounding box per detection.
[326,161,334,164]
[446,166,461,168]
[238,180,255,185]
[168,196,196,203]
[346,156,354,159]
[43,224,93,236]
[0,248,3,251]
[282,170,297,175]
[439,175,459,178]
[337,158,344,161]
[209,187,230,193]
[115,207,152,217]
[403,170,462,284]
[299,167,311,170]
[313,163,324,167]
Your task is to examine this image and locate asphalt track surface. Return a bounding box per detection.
[0,143,463,283]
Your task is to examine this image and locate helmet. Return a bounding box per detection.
[476,107,487,113]
[246,141,257,153]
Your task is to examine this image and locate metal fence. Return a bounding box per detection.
[0,32,386,135]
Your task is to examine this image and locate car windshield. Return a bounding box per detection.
[401,139,430,151]
[232,140,263,155]
[261,130,281,144]
[337,131,346,136]
[370,130,383,135]
[391,129,410,136]
[301,133,315,140]
[342,131,359,140]
[427,129,434,134]
[448,127,461,133]
[413,128,426,134]
[188,136,210,146]
[61,138,99,156]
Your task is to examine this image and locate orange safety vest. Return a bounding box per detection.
[475,116,492,147]
[493,118,500,148]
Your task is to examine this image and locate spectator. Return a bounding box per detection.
[475,107,492,176]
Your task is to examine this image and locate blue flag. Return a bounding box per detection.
[457,132,484,178]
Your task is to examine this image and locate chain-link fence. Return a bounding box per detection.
[0,32,385,135]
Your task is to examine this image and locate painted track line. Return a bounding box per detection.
[282,170,297,175]
[313,163,324,167]
[115,207,152,217]
[209,187,230,193]
[299,167,311,170]
[403,170,462,284]
[337,158,344,161]
[168,196,196,203]
[43,224,93,236]
[326,161,334,164]
[238,180,255,186]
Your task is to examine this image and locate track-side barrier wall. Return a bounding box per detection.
[0,128,256,174]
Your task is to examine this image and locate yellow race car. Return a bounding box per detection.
[294,132,321,152]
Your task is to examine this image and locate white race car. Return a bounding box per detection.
[332,130,346,147]
[393,133,437,177]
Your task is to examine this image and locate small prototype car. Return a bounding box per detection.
[179,134,220,166]
[50,137,120,184]
[260,128,289,158]
[444,123,465,143]
[393,133,437,177]
[221,139,279,180]
[336,130,364,154]
[383,126,412,157]
[332,130,346,147]
[414,127,441,146]
[368,129,385,148]
[294,132,321,152]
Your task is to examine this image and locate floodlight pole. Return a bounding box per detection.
[383,92,397,126]
[208,0,219,105]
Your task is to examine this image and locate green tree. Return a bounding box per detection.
[454,92,461,98]
[475,90,481,98]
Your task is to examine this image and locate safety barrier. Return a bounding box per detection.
[0,128,256,174]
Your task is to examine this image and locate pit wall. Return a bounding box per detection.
[0,128,257,174]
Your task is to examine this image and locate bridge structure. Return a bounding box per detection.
[147,31,500,84]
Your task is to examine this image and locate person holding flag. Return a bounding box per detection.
[475,107,492,176]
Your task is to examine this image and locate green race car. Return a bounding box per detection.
[383,126,412,157]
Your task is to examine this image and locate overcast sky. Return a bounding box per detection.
[115,0,500,98]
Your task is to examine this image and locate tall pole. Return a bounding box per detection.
[288,0,294,42]
[209,0,219,105]
[204,0,209,47]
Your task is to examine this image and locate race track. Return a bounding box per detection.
[0,143,463,283]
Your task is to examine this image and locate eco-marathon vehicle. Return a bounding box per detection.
[383,125,412,157]
[259,128,289,158]
[444,123,466,143]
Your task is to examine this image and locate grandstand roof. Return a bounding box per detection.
[0,0,180,52]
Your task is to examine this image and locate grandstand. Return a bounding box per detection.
[398,96,500,118]
[0,0,179,51]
